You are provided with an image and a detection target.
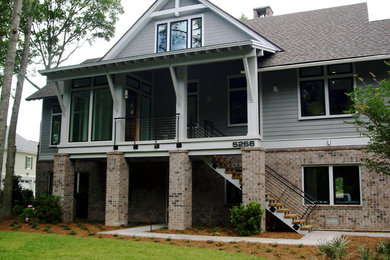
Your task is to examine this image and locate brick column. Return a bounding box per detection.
[168,150,192,230]
[53,154,74,223]
[242,147,266,232]
[105,152,129,226]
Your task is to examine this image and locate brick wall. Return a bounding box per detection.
[266,146,390,231]
[105,152,129,226]
[168,151,192,230]
[35,161,53,196]
[53,154,74,223]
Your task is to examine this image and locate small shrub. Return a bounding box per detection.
[31,222,39,229]
[317,236,350,259]
[215,242,223,247]
[69,230,77,236]
[358,245,375,260]
[62,225,71,231]
[34,194,62,224]
[18,205,36,223]
[43,226,51,232]
[230,201,264,236]
[88,232,95,236]
[377,239,390,257]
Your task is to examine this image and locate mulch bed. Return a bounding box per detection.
[0,217,388,259]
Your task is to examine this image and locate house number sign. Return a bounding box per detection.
[232,141,255,148]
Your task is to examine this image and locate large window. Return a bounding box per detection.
[299,63,353,118]
[303,165,361,205]
[228,76,247,125]
[69,76,113,142]
[92,88,113,141]
[156,17,202,53]
[51,105,62,145]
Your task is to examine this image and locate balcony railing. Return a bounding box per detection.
[113,115,177,149]
[188,120,225,138]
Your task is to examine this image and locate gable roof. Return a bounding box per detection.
[244,3,390,69]
[102,0,280,60]
[4,128,38,154]
[26,81,64,101]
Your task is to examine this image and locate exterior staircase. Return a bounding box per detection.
[202,155,318,235]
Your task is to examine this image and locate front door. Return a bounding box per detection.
[125,90,138,141]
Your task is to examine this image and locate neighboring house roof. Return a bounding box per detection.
[244,3,390,69]
[4,129,38,154]
[26,81,64,101]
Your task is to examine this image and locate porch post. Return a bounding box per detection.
[105,152,129,226]
[170,66,188,141]
[168,150,192,230]
[241,147,266,232]
[53,154,74,223]
[243,56,260,137]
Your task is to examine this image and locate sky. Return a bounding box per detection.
[17,0,390,142]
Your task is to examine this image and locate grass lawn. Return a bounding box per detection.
[0,231,265,260]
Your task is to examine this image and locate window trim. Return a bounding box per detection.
[227,74,247,127]
[155,14,204,53]
[297,63,356,120]
[50,104,62,146]
[302,164,362,206]
[68,77,114,143]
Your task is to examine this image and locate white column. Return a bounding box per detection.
[170,66,188,141]
[243,56,260,137]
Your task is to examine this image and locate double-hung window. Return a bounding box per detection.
[156,17,203,53]
[69,76,113,142]
[303,165,361,205]
[299,63,354,118]
[25,156,33,170]
[51,105,62,145]
[228,76,247,126]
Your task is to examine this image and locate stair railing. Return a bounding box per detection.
[265,165,318,220]
[188,120,225,138]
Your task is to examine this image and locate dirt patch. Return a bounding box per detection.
[153,225,304,239]
[0,217,388,259]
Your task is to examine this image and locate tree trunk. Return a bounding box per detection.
[1,0,34,217]
[0,0,22,193]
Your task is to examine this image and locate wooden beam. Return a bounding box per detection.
[169,66,182,106]
[54,81,66,117]
[106,74,119,112]
[150,4,206,18]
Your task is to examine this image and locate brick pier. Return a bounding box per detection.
[168,150,192,230]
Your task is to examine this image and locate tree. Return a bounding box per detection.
[1,0,36,218]
[347,62,390,175]
[239,13,248,21]
[30,0,123,73]
[0,0,23,197]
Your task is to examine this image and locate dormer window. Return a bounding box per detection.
[156,17,203,53]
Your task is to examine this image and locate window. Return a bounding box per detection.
[228,76,247,125]
[69,77,114,142]
[25,156,33,170]
[92,88,113,141]
[156,17,202,53]
[299,63,353,118]
[51,105,62,145]
[303,165,361,205]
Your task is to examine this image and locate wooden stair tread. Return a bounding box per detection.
[284,214,298,219]
[292,219,307,225]
[265,192,272,197]
[300,225,314,230]
[276,208,291,213]
[266,197,279,202]
[269,202,284,207]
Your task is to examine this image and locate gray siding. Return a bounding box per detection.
[261,60,388,140]
[39,98,59,159]
[115,7,252,59]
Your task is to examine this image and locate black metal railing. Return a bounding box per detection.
[265,165,318,220]
[188,120,225,138]
[113,115,177,149]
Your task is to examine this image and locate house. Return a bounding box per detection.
[1,131,38,195]
[27,0,390,233]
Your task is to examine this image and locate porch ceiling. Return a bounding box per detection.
[40,40,270,81]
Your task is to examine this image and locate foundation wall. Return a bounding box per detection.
[266,146,390,231]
